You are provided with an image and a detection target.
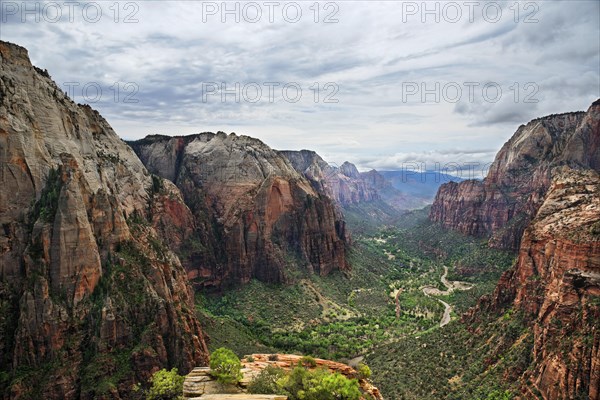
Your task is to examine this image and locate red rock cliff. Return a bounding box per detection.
[0,41,209,399]
[129,135,349,287]
[468,168,600,399]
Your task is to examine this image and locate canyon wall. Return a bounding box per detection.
[430,101,600,250]
[129,136,349,287]
[468,167,600,399]
[0,41,208,399]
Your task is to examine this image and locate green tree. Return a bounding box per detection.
[301,356,317,368]
[486,390,513,400]
[319,372,361,400]
[209,347,242,385]
[146,368,184,400]
[356,363,371,380]
[277,364,311,398]
[278,365,361,400]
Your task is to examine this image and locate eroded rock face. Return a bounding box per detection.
[129,135,349,287]
[468,168,600,399]
[430,101,600,250]
[0,40,208,399]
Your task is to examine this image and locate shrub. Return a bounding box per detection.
[151,174,164,195]
[278,365,361,400]
[486,390,513,400]
[357,363,371,380]
[248,365,286,394]
[319,372,362,400]
[268,354,279,361]
[146,368,184,400]
[209,348,242,385]
[300,355,317,368]
[590,221,600,236]
[246,355,255,362]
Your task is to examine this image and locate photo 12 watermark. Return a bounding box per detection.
[398,1,539,24]
[62,82,139,103]
[201,82,339,103]
[200,1,339,23]
[1,1,140,23]
[401,82,539,104]
[398,161,493,181]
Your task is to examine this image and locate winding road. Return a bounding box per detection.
[394,288,403,319]
[422,266,473,327]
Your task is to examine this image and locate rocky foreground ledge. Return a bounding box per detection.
[183,354,383,399]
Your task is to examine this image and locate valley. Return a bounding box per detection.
[197,209,517,398]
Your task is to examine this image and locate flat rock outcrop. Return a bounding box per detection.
[183,354,383,400]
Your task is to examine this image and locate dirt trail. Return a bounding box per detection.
[422,266,473,327]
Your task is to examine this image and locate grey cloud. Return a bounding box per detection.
[1,0,597,171]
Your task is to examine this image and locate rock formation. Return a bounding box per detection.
[0,40,208,399]
[430,100,600,249]
[129,136,349,287]
[182,354,383,400]
[467,167,600,399]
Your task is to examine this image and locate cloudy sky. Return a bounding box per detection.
[2,0,599,174]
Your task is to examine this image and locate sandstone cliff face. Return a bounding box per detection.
[430,101,600,250]
[129,136,348,287]
[0,41,208,399]
[468,168,600,399]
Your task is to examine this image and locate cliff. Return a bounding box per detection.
[129,136,349,287]
[467,167,600,399]
[430,101,600,249]
[0,41,208,399]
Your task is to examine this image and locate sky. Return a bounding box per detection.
[1,0,599,177]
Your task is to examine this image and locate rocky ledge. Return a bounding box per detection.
[183,354,383,400]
